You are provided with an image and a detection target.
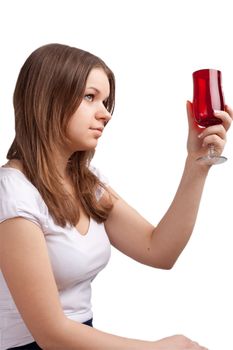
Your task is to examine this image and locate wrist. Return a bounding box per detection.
[185,154,211,176]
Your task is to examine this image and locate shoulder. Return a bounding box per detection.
[0,167,41,202]
[0,167,48,229]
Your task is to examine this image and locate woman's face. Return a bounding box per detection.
[65,68,111,154]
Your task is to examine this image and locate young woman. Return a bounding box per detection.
[0,43,231,350]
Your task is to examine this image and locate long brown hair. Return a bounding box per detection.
[7,43,115,227]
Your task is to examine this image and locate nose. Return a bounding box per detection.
[95,104,112,124]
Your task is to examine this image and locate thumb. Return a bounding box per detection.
[186,100,202,135]
[186,100,200,131]
[186,100,194,127]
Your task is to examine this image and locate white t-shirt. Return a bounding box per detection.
[0,166,111,349]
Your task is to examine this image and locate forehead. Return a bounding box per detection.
[85,68,110,95]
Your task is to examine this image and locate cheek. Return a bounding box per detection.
[66,125,83,143]
[67,115,87,136]
[66,117,92,148]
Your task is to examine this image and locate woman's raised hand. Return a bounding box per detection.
[186,101,232,163]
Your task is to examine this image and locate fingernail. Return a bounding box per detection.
[214,110,221,115]
[198,132,203,138]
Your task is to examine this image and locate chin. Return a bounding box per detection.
[68,137,99,152]
[77,142,98,152]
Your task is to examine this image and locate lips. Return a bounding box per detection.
[90,127,104,132]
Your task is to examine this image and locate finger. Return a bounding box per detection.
[198,124,226,140]
[225,104,233,120]
[202,134,225,150]
[214,110,232,131]
[191,341,208,349]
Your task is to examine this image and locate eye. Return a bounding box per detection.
[84,94,94,102]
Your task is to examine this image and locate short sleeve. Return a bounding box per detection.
[89,165,109,200]
[89,165,109,185]
[0,170,48,231]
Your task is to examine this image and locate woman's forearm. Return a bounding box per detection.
[150,156,210,269]
[41,317,207,350]
[42,317,155,350]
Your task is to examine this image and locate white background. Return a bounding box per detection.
[0,1,233,348]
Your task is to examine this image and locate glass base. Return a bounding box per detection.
[196,155,227,165]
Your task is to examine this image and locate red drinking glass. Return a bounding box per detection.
[192,69,227,165]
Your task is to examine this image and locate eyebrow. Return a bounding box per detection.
[86,87,100,92]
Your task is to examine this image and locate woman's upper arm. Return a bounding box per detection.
[0,218,66,348]
[103,187,156,266]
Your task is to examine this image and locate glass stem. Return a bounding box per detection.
[209,144,216,158]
